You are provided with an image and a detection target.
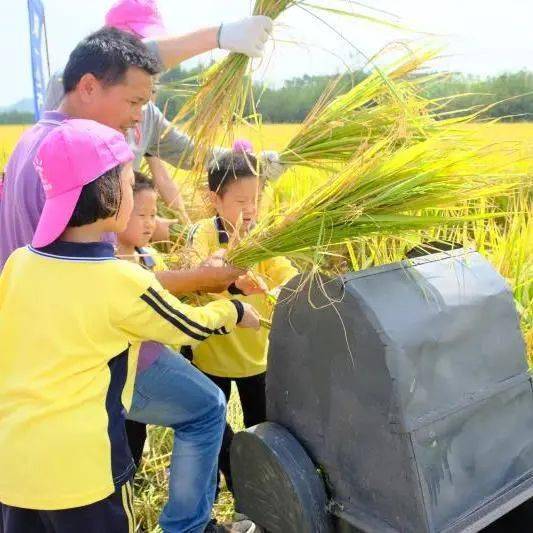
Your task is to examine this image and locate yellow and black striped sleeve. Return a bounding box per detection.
[116,280,243,348]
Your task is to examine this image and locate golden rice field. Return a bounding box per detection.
[2,121,532,175]
[1,123,532,531]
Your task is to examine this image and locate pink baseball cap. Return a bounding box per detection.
[32,119,134,248]
[105,0,167,39]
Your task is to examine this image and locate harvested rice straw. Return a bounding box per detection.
[227,135,523,269]
[278,47,462,169]
[165,0,413,178]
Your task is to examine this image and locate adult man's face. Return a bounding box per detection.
[78,67,154,134]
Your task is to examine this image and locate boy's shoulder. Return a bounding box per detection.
[189,217,217,237]
[187,217,219,248]
[92,258,159,306]
[30,245,157,287]
[1,247,158,302]
[111,257,156,287]
[1,246,31,274]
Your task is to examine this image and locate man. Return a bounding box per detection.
[0,26,266,533]
[44,0,283,189]
[44,0,284,241]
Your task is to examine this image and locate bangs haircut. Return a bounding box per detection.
[208,151,259,195]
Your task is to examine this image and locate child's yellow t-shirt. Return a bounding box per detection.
[188,216,298,378]
[0,241,241,510]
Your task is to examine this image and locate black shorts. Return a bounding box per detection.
[0,480,135,533]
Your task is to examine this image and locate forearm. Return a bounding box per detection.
[146,103,230,170]
[147,157,190,222]
[147,27,218,70]
[155,265,242,296]
[156,270,207,295]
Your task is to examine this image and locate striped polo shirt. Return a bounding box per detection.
[0,241,242,510]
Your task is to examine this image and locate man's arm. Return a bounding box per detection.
[44,16,272,112]
[146,16,272,70]
[146,27,217,70]
[144,102,227,169]
[155,265,243,296]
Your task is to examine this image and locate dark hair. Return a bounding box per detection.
[63,27,162,94]
[208,151,259,195]
[133,170,156,194]
[68,165,123,227]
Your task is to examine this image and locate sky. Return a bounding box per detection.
[0,0,531,107]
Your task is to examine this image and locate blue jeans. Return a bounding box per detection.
[127,348,226,533]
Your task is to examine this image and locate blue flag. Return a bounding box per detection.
[28,0,49,120]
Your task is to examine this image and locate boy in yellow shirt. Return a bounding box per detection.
[0,120,260,533]
[188,147,298,498]
[116,170,261,532]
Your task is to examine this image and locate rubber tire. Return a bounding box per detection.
[231,422,332,533]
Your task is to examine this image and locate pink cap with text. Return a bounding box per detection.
[32,119,134,247]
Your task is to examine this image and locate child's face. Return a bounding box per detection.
[108,163,135,233]
[211,176,260,233]
[118,188,158,248]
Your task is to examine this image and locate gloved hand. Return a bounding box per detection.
[259,150,287,181]
[218,16,273,58]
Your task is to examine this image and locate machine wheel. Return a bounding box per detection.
[231,422,332,533]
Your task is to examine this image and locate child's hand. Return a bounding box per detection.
[238,303,261,330]
[235,272,268,296]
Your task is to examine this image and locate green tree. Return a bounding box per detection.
[154,65,532,124]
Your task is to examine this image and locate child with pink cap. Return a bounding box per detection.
[0,119,260,533]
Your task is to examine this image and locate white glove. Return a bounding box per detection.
[259,151,286,181]
[218,16,273,58]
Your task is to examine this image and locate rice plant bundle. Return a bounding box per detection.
[278,47,469,170]
[169,1,410,175]
[168,1,298,174]
[227,135,524,268]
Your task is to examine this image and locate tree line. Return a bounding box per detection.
[0,111,35,125]
[2,68,531,125]
[157,66,532,123]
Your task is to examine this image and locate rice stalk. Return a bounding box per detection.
[277,46,500,171]
[227,135,527,268]
[166,1,410,177]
